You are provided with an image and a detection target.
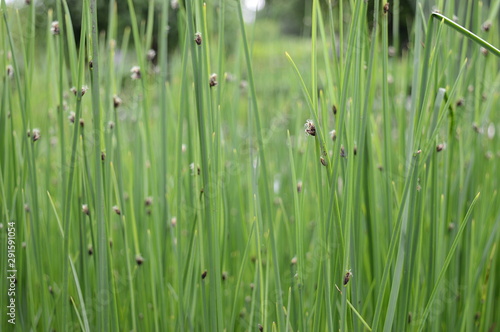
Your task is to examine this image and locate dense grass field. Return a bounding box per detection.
[1,0,500,331]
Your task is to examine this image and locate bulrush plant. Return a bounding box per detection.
[0,0,499,331]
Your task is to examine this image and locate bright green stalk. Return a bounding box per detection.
[417,193,480,331]
[235,0,285,329]
[89,0,110,330]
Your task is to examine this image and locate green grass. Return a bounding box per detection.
[1,0,500,331]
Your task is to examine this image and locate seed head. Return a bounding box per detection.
[330,129,337,141]
[291,256,298,265]
[171,216,177,227]
[297,180,303,193]
[146,49,156,62]
[436,144,444,152]
[456,98,465,107]
[209,73,218,87]
[258,324,264,332]
[79,118,85,128]
[222,271,228,281]
[194,32,202,45]
[108,121,115,130]
[68,112,76,123]
[101,151,106,161]
[144,196,153,207]
[81,85,88,96]
[320,156,327,166]
[88,246,93,256]
[472,123,482,134]
[82,204,89,215]
[130,66,141,80]
[51,21,60,35]
[332,105,337,115]
[383,2,389,14]
[482,21,492,32]
[113,95,123,108]
[135,255,144,265]
[112,205,121,215]
[304,119,316,136]
[201,270,208,279]
[340,145,346,158]
[343,269,353,286]
[70,86,77,95]
[32,129,41,142]
[6,65,14,78]
[480,47,488,56]
[24,204,30,212]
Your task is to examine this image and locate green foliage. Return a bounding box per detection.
[1,0,500,331]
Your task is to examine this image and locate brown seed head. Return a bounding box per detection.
[136,255,144,265]
[383,3,389,14]
[6,65,14,78]
[258,324,264,332]
[340,146,346,158]
[330,129,337,141]
[51,21,60,35]
[201,270,208,279]
[130,66,141,80]
[81,85,88,96]
[194,32,202,45]
[82,204,90,215]
[112,205,121,215]
[209,73,218,87]
[297,181,303,193]
[32,129,41,142]
[113,95,123,108]
[304,119,316,136]
[482,21,492,32]
[343,269,353,286]
[436,144,444,152]
[68,112,76,123]
[332,104,337,115]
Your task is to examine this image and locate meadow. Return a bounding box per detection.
[1,0,500,331]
